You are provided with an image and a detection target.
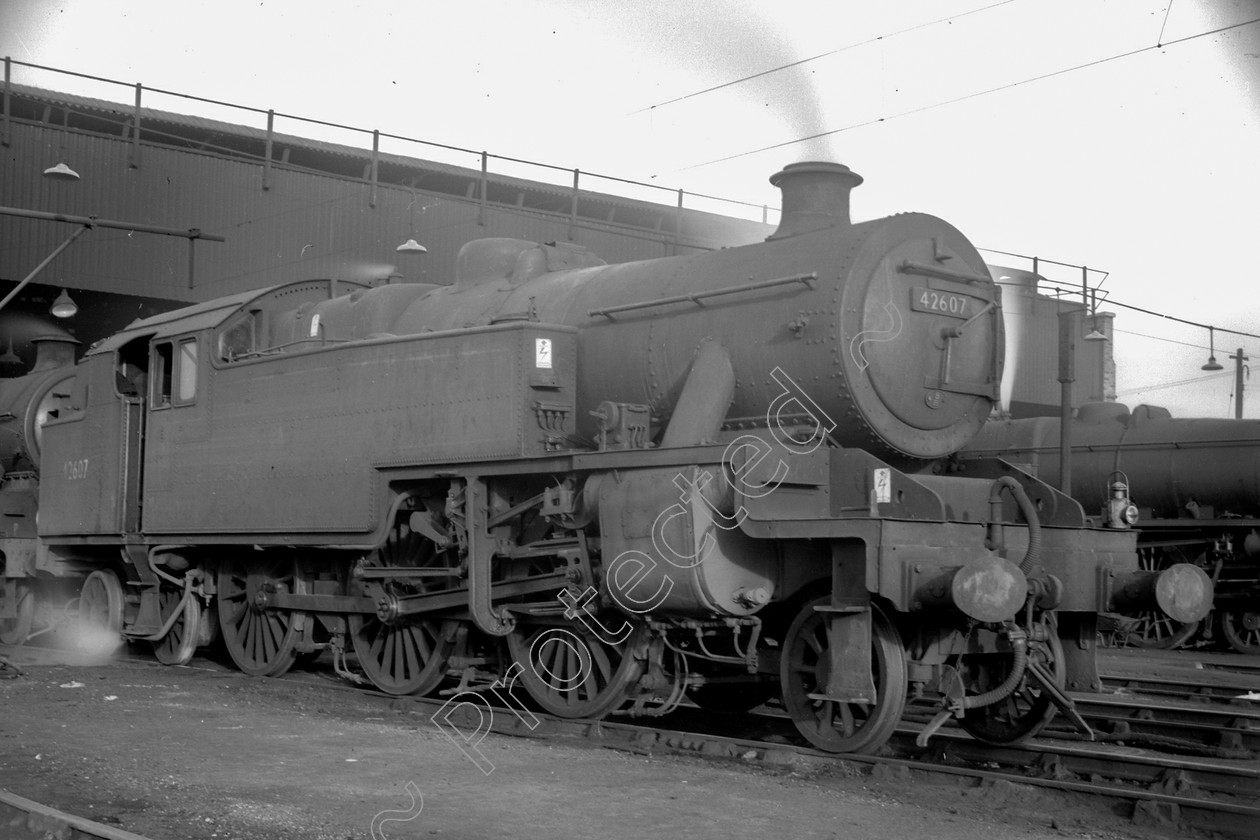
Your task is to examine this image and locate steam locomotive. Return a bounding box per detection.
[0,162,1211,755]
[962,402,1260,654]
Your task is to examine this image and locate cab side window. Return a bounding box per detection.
[178,339,198,403]
[219,313,256,361]
[151,337,198,408]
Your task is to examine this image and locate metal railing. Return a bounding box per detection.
[1,57,779,237]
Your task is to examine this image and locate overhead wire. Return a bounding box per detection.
[1114,370,1233,397]
[679,15,1260,171]
[1033,281,1260,343]
[628,0,1018,115]
[1113,328,1216,351]
[1157,0,1176,47]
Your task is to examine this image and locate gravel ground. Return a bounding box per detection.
[0,645,1193,840]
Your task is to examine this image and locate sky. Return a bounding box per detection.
[2,0,1258,417]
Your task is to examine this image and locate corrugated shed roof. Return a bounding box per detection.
[11,83,627,207]
[7,81,773,253]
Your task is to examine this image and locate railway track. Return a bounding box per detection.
[4,642,1258,839]
[1098,647,1260,702]
[393,680,1260,838]
[1058,691,1260,755]
[0,789,155,840]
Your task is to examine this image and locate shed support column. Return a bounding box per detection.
[2,57,11,148]
[478,152,488,227]
[263,110,274,191]
[130,83,142,169]
[369,130,379,208]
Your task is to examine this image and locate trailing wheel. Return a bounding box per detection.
[780,598,908,754]
[958,628,1065,745]
[217,557,305,677]
[152,587,202,666]
[506,620,647,718]
[0,581,35,646]
[1219,609,1260,655]
[79,570,125,654]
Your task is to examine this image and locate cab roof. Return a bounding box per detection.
[85,279,367,357]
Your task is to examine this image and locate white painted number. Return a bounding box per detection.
[918,290,968,315]
[63,458,90,481]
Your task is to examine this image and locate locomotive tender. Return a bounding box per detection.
[963,402,1259,653]
[0,162,1211,754]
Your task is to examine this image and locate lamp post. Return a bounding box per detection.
[1230,348,1249,419]
[1057,307,1108,497]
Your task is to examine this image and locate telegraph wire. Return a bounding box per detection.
[1115,370,1234,397]
[680,15,1260,171]
[1157,0,1176,47]
[628,0,1018,115]
[1033,281,1260,343]
[1113,328,1220,351]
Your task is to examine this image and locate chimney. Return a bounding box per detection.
[30,334,79,372]
[767,162,863,241]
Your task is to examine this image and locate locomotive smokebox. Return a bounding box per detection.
[0,332,78,474]
[767,161,863,240]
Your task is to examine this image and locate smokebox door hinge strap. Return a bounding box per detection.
[898,260,990,286]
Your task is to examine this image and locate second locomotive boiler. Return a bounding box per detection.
[963,402,1258,652]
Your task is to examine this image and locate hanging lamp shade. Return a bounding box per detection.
[50,289,78,319]
[43,163,81,181]
[1202,327,1225,371]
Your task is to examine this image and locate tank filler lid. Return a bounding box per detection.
[1129,404,1174,426]
[454,238,607,289]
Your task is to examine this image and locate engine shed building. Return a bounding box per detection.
[0,66,772,366]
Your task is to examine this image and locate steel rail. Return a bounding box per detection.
[0,788,158,840]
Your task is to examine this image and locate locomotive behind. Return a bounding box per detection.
[0,332,78,645]
[963,402,1259,653]
[0,162,1212,754]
